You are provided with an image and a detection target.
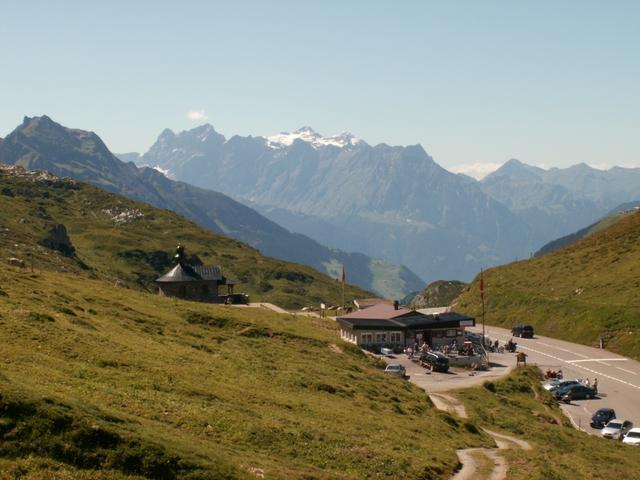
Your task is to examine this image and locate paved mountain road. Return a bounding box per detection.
[469,325,640,434]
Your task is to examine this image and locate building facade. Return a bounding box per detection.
[337,302,474,351]
[155,245,246,304]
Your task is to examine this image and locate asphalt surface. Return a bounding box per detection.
[469,325,640,436]
[384,351,515,393]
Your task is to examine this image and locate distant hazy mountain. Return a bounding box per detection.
[0,116,425,299]
[456,208,640,359]
[409,280,468,309]
[534,201,640,257]
[481,159,640,243]
[116,152,141,164]
[138,125,533,282]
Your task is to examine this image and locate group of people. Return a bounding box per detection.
[404,342,430,358]
[486,338,517,353]
[405,339,474,358]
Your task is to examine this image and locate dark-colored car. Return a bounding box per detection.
[591,408,617,429]
[511,325,534,338]
[553,383,597,400]
[420,352,450,372]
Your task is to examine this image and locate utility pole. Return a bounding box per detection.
[480,268,486,348]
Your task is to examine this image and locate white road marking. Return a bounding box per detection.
[562,407,587,432]
[476,328,640,389]
[566,358,628,363]
[616,367,637,375]
[537,342,589,358]
[516,344,640,391]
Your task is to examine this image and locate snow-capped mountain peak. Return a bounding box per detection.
[266,126,362,149]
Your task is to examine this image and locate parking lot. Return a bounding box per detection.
[467,325,640,439]
[382,325,640,442]
[382,349,516,393]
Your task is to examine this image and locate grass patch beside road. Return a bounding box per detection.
[452,367,640,479]
[0,264,492,479]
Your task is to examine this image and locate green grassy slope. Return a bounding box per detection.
[534,206,639,257]
[455,211,640,359]
[453,368,640,479]
[0,165,369,309]
[0,263,491,479]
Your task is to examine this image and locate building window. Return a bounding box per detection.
[375,333,387,344]
[446,329,457,337]
[178,285,186,296]
[361,333,373,344]
[201,285,209,295]
[390,332,402,343]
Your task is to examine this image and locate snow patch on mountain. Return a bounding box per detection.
[266,126,362,149]
[153,165,173,178]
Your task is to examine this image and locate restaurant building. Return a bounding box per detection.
[336,302,475,350]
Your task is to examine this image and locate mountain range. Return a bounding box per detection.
[133,125,533,282]
[133,124,640,283]
[0,116,424,299]
[480,159,640,244]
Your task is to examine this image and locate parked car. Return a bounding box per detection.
[380,347,394,357]
[384,364,406,378]
[552,383,597,400]
[420,352,450,373]
[601,419,633,440]
[622,427,640,446]
[543,379,580,391]
[590,408,617,429]
[511,324,534,338]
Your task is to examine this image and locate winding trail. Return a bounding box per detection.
[427,387,531,480]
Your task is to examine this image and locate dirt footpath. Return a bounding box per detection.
[382,352,530,480]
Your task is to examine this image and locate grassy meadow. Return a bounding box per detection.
[452,367,640,479]
[0,166,369,309]
[0,261,495,479]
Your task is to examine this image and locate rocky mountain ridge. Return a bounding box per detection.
[137,124,533,282]
[0,116,424,299]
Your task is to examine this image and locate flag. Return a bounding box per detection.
[480,269,484,301]
[340,265,345,287]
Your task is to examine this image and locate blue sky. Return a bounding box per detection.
[1,0,638,176]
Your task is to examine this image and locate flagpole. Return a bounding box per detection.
[481,268,486,348]
[341,265,345,312]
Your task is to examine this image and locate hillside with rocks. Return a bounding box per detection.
[0,116,424,299]
[409,280,468,309]
[0,163,369,308]
[0,166,495,479]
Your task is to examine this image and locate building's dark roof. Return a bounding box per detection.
[156,263,223,283]
[192,265,223,281]
[337,310,475,331]
[338,319,406,331]
[340,303,416,320]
